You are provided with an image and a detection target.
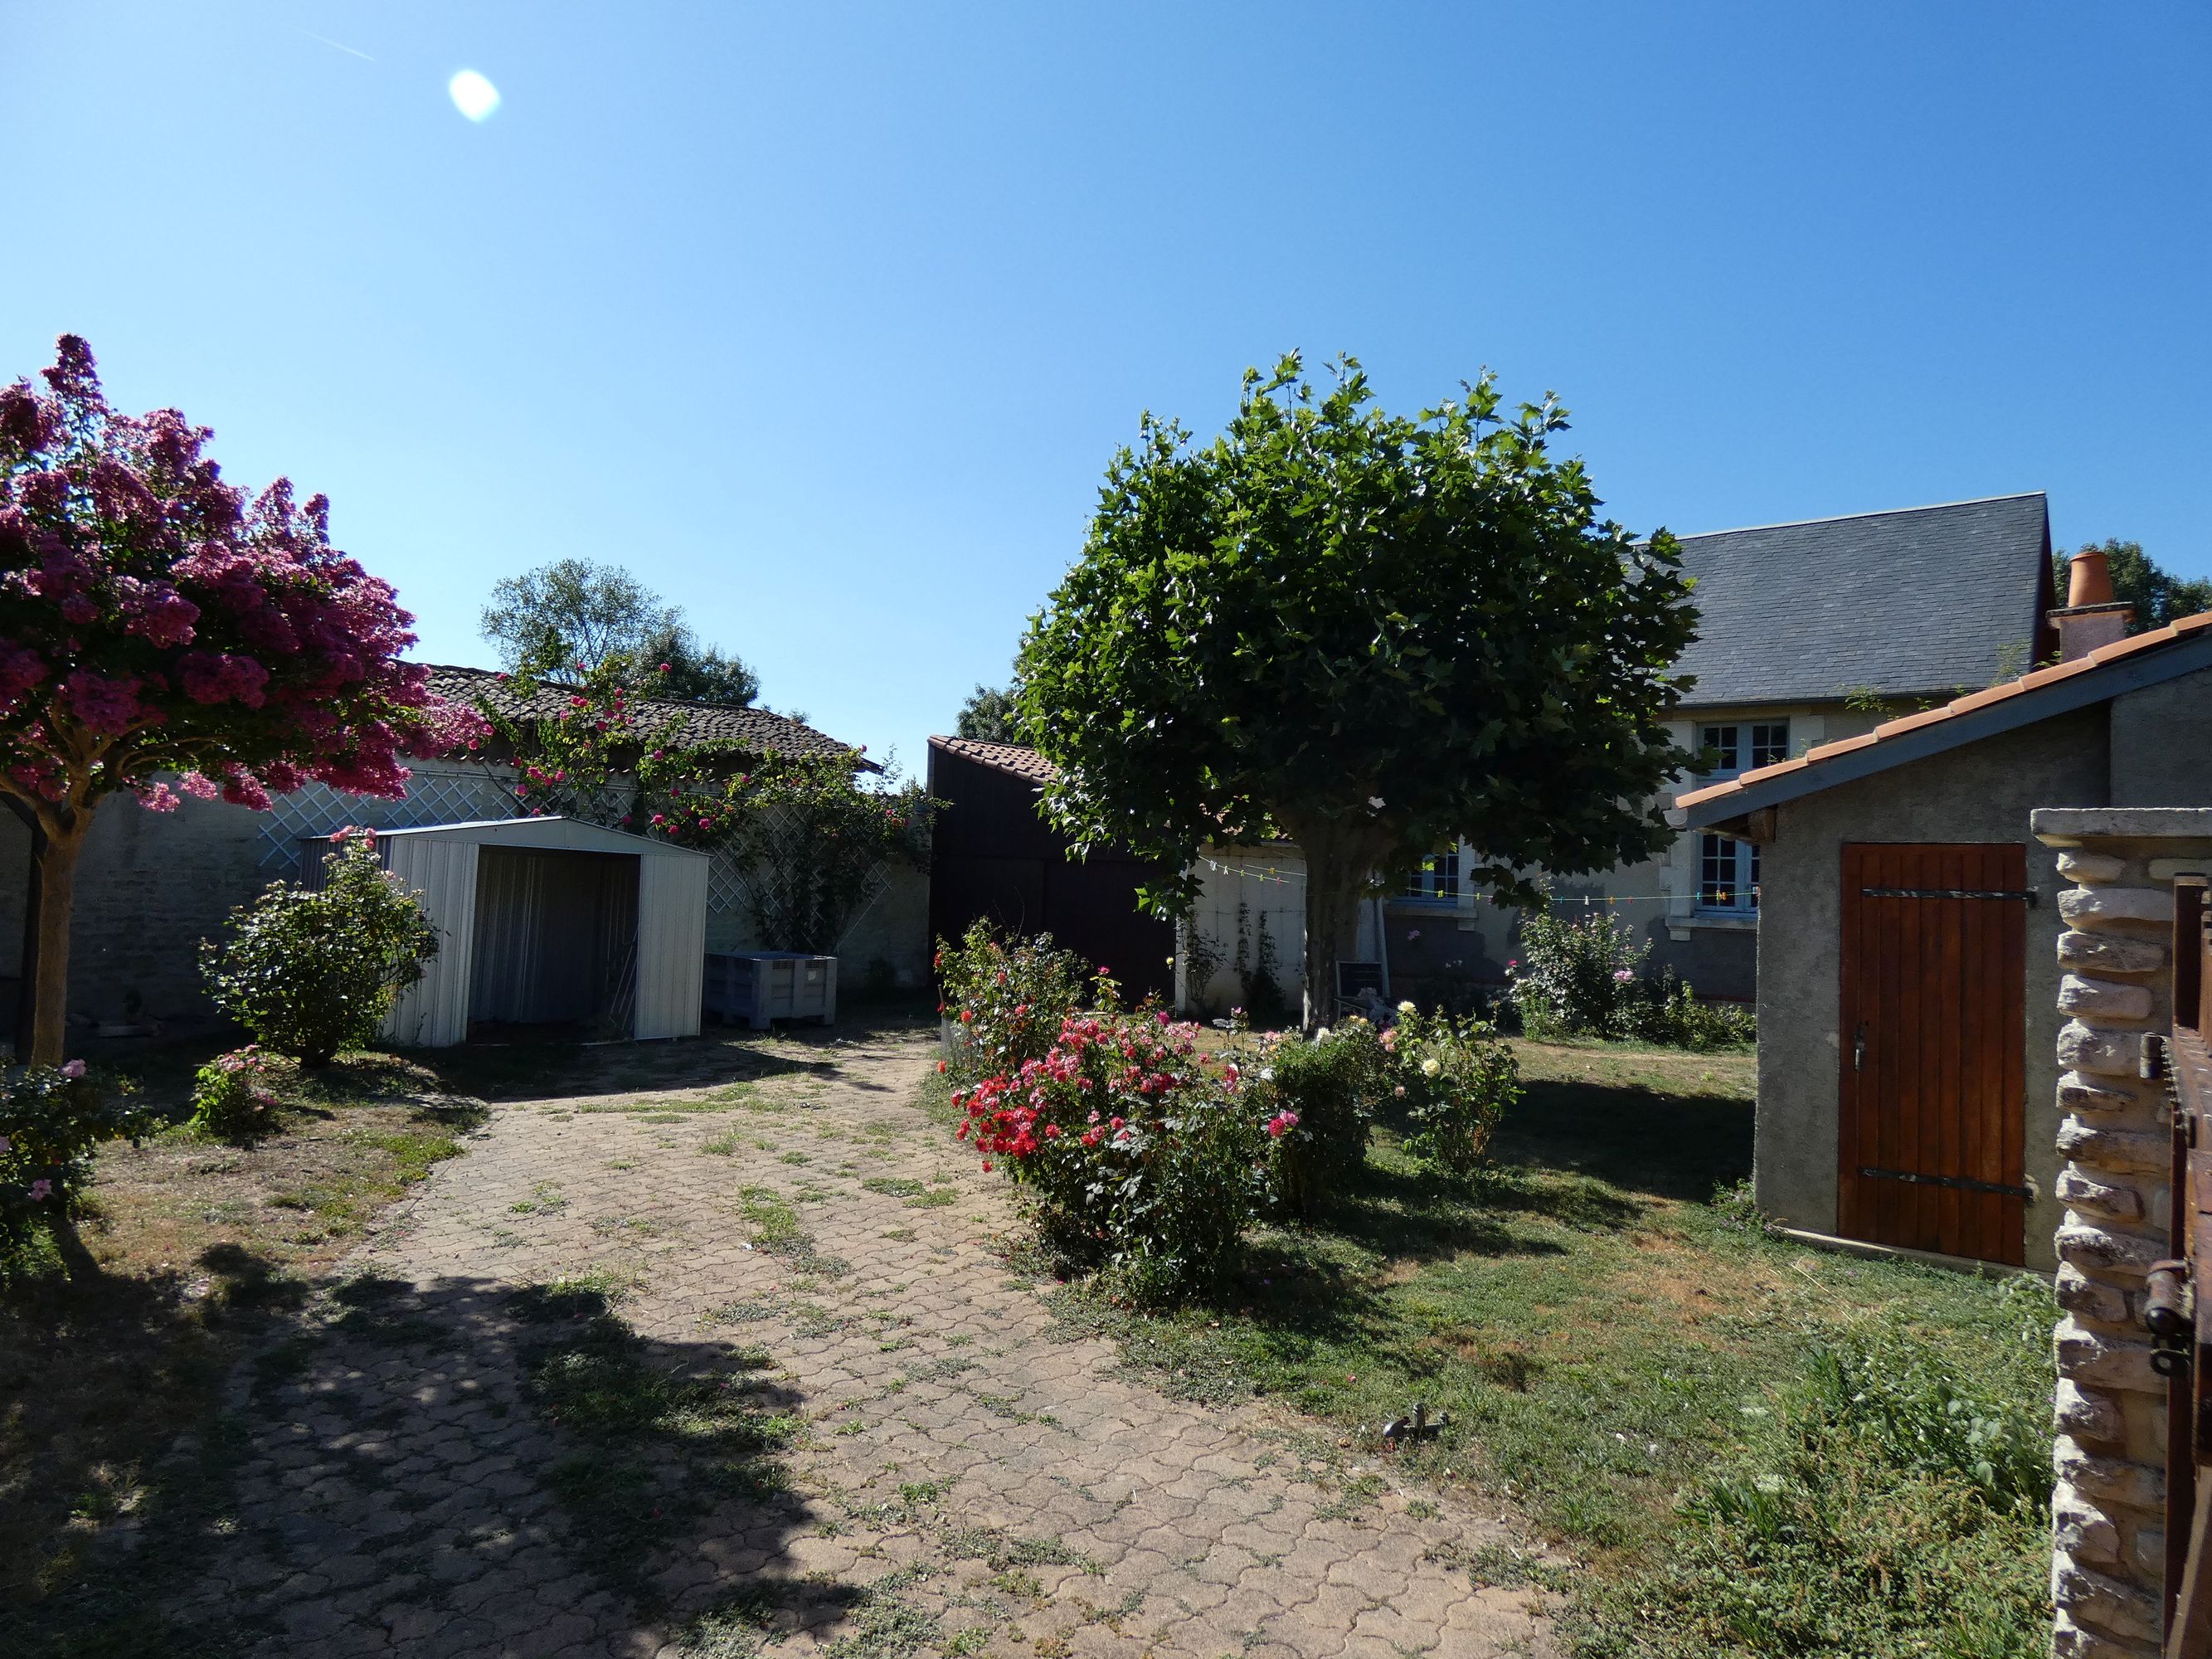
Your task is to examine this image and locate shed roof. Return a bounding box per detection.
[1674,611,2212,831]
[427,664,860,764]
[929,735,1059,786]
[1670,493,2053,708]
[306,815,709,859]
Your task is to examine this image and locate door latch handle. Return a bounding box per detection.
[1853,1025,1867,1073]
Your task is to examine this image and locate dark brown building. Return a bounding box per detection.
[926,737,1175,1000]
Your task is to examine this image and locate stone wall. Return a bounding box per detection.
[2033,806,2212,1658]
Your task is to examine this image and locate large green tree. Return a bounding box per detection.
[1018,354,1699,1028]
[2054,538,2212,635]
[955,683,1023,743]
[481,558,760,707]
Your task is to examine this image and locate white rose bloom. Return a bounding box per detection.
[1421,1057,1441,1078]
[1397,1000,1417,1015]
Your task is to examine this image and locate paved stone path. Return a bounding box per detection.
[173,1027,1556,1657]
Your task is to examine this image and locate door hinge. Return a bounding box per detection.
[1859,887,2039,906]
[1857,1165,2031,1199]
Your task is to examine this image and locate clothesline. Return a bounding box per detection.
[1196,857,1679,906]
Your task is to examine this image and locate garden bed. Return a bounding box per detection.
[1034,1037,2055,1658]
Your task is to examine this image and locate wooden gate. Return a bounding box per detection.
[1836,843,2029,1264]
[2147,877,2212,1653]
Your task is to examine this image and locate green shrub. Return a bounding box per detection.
[1621,971,1757,1051]
[1390,1007,1519,1175]
[189,1045,281,1141]
[1510,898,1753,1050]
[934,921,1095,1082]
[1509,901,1646,1038]
[1257,1018,1390,1214]
[1,1062,156,1273]
[200,830,438,1066]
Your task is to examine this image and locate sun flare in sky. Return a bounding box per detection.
[446,69,500,123]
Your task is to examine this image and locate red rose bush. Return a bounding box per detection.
[952,1005,1278,1302]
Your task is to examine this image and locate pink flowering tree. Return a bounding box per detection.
[0,336,481,1063]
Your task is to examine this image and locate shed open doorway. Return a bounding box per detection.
[316,817,708,1048]
[467,846,640,1039]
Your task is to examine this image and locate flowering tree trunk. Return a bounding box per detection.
[20,815,83,1066]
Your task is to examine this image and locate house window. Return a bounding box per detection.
[1699,721,1790,778]
[1699,834,1759,913]
[1406,849,1460,902]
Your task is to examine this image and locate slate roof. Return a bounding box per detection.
[425,664,861,764]
[1669,493,2053,709]
[929,734,1058,785]
[1674,610,2212,827]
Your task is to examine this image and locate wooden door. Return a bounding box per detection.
[1837,843,2029,1265]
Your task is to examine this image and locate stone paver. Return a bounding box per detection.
[168,1028,1557,1656]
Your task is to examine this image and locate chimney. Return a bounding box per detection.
[2049,547,2133,663]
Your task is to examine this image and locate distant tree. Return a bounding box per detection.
[480,559,760,707]
[1018,354,1697,1029]
[0,336,478,1064]
[955,684,1023,743]
[2054,539,2212,634]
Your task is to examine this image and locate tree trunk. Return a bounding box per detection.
[1286,817,1378,1034]
[25,823,84,1068]
[6,800,42,1063]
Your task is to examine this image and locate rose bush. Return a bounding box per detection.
[1389,1005,1520,1175]
[189,1044,280,1141]
[1251,1018,1391,1215]
[1,1060,155,1277]
[953,1007,1276,1301]
[935,921,1098,1084]
[200,830,438,1066]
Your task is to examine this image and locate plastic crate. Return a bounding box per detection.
[702,951,837,1029]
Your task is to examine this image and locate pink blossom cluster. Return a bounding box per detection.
[0,336,487,825]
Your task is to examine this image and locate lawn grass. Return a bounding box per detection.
[1035,1037,2055,1658]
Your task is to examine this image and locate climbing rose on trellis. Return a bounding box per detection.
[0,334,483,1063]
[478,656,936,952]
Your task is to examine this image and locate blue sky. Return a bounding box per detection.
[4,2,2206,775]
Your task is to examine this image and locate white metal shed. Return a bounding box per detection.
[314,818,708,1048]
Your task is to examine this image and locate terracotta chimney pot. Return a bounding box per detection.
[2069,547,2115,608]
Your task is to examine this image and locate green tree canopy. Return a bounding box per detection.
[1018,353,1699,1028]
[480,558,760,707]
[955,683,1023,743]
[2054,538,2212,635]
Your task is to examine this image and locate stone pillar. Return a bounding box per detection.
[2033,807,2212,1658]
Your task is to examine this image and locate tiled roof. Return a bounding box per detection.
[1675,611,2212,820]
[425,664,860,763]
[928,734,1059,785]
[1670,493,2052,708]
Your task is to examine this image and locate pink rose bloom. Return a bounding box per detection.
[28,1179,53,1201]
[61,1058,86,1078]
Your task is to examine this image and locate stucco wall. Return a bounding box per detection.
[2110,662,2212,806]
[1751,707,2107,1266]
